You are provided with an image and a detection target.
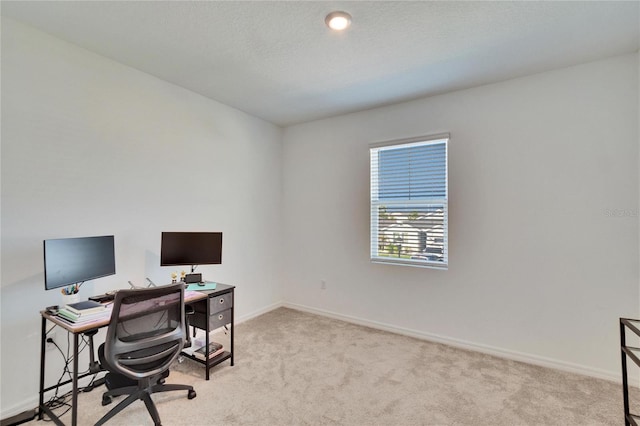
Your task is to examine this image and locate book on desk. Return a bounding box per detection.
[65,300,106,315]
[58,300,110,323]
[57,308,110,324]
[58,308,111,324]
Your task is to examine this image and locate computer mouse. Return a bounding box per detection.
[197,282,205,286]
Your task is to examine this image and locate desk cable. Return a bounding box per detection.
[42,326,106,419]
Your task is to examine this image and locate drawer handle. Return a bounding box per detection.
[218,314,223,320]
[219,298,225,304]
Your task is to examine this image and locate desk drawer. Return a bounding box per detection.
[208,308,231,330]
[209,293,233,314]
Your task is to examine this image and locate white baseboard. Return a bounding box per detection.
[236,301,284,325]
[1,402,37,423]
[1,373,99,421]
[283,302,620,383]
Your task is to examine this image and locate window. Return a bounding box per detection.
[370,134,448,268]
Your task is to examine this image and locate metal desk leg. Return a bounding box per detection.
[72,332,79,426]
[205,300,210,381]
[38,316,46,420]
[230,292,234,366]
[621,321,631,426]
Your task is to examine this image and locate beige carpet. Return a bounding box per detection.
[33,307,623,425]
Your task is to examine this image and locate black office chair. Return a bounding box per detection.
[96,283,196,426]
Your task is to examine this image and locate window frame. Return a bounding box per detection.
[370,134,449,269]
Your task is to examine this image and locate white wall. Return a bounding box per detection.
[282,53,639,380]
[0,18,283,417]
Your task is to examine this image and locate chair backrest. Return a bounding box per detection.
[103,283,185,380]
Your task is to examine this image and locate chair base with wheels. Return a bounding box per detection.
[100,368,170,406]
[96,372,196,425]
[96,341,196,425]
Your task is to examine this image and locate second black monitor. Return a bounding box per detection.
[160,232,222,269]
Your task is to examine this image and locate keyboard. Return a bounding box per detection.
[88,292,116,303]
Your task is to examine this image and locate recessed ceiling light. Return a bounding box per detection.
[325,11,351,31]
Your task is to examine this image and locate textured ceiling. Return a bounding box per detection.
[2,1,639,126]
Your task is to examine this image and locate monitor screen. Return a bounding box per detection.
[43,235,116,290]
[160,232,222,267]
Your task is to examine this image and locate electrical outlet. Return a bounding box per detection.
[321,280,327,290]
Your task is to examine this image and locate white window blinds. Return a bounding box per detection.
[370,135,448,268]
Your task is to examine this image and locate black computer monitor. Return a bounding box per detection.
[160,232,222,271]
[43,235,116,290]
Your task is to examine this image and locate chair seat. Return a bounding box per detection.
[104,371,137,390]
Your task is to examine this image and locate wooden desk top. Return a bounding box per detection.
[42,289,209,334]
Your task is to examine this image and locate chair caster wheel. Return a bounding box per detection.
[158,378,166,385]
[102,395,112,406]
[188,389,196,399]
